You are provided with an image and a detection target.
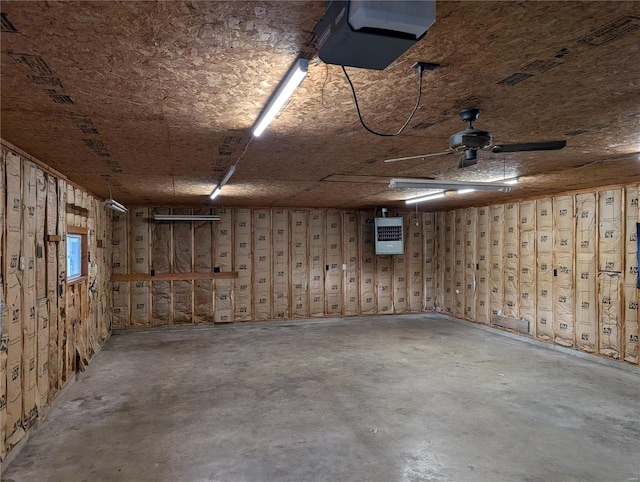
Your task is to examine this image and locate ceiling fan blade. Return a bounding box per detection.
[491,140,567,153]
[384,150,454,163]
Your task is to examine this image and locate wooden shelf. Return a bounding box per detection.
[111,272,238,282]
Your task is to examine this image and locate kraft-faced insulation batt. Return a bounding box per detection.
[234,209,252,321]
[575,193,597,352]
[253,209,272,320]
[407,212,424,312]
[444,211,455,315]
[465,208,477,321]
[360,212,376,314]
[213,209,233,322]
[325,211,343,315]
[291,210,309,318]
[424,213,436,311]
[309,210,325,317]
[598,189,622,357]
[553,195,574,347]
[272,209,290,319]
[475,206,490,324]
[536,198,554,341]
[453,210,465,319]
[490,205,504,319]
[503,202,519,318]
[624,186,638,363]
[519,201,535,335]
[151,208,171,326]
[343,212,359,316]
[194,210,213,323]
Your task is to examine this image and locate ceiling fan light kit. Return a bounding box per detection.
[383,108,567,167]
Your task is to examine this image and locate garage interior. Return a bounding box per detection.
[1,1,639,480]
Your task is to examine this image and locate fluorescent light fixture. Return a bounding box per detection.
[220,164,236,186]
[210,164,236,200]
[252,58,309,137]
[504,177,519,185]
[104,198,127,213]
[405,192,446,204]
[209,186,221,200]
[389,178,512,192]
[153,214,221,222]
[457,188,476,194]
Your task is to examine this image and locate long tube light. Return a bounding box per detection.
[153,214,221,222]
[252,58,309,137]
[210,164,236,200]
[390,178,512,192]
[104,198,127,213]
[405,192,445,204]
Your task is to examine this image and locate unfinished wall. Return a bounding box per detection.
[434,183,640,366]
[112,210,437,327]
[1,142,112,460]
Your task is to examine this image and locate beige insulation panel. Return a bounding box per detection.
[407,212,424,312]
[490,204,504,318]
[464,208,477,321]
[253,209,272,320]
[111,211,128,275]
[343,212,359,316]
[453,210,465,319]
[112,282,130,329]
[214,209,233,323]
[434,212,445,312]
[575,193,597,352]
[35,170,47,300]
[151,208,171,326]
[130,208,150,274]
[359,212,376,315]
[22,160,37,426]
[36,298,48,410]
[598,189,622,358]
[56,179,67,371]
[234,209,252,321]
[325,211,342,315]
[503,202,519,319]
[46,175,59,393]
[475,206,490,324]
[393,252,407,313]
[519,201,535,335]
[130,208,150,326]
[272,209,290,319]
[444,210,455,316]
[291,210,309,318]
[377,255,393,314]
[171,209,193,324]
[309,210,325,317]
[536,198,554,341]
[624,186,638,363]
[0,153,6,457]
[554,195,575,347]
[423,212,436,311]
[35,172,48,410]
[5,151,23,444]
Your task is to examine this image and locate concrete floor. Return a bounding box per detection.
[2,314,639,482]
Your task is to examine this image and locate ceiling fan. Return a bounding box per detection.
[384,108,567,168]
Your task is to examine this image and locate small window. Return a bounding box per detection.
[67,229,87,281]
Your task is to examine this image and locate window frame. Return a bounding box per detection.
[66,226,88,283]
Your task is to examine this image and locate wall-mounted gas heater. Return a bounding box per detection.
[374,217,404,255]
